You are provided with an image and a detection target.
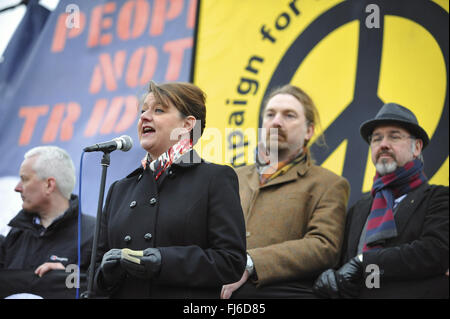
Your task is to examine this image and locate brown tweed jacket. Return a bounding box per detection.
[236,155,350,286]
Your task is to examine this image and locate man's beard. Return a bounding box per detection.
[376,158,398,175]
[266,137,303,160]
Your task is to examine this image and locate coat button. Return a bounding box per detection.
[144,233,152,241]
[124,235,132,243]
[149,197,157,206]
[129,201,137,208]
[168,169,175,178]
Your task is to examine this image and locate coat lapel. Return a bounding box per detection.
[347,183,429,255]
[394,183,429,236]
[158,149,202,187]
[260,153,310,189]
[347,195,372,256]
[240,154,310,219]
[238,166,260,218]
[260,166,298,188]
[245,165,260,193]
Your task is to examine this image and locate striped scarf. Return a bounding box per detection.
[363,159,427,251]
[141,138,192,181]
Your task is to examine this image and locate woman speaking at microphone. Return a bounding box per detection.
[93,81,246,298]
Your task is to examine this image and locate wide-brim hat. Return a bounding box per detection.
[360,103,429,148]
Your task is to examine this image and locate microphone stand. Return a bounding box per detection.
[82,151,110,298]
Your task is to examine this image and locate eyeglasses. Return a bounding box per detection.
[369,133,414,146]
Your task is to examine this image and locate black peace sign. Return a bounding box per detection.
[260,0,448,205]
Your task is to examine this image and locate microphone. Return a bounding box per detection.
[84,135,133,153]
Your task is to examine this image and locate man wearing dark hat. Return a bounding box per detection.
[313,103,449,298]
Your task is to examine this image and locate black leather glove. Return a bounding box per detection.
[334,256,364,298]
[313,256,363,299]
[100,248,126,287]
[312,269,340,299]
[120,248,162,279]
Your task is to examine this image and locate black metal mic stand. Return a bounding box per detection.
[81,151,110,298]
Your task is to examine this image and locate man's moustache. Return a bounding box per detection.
[376,151,396,161]
[267,131,286,139]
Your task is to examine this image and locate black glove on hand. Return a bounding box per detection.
[312,269,340,299]
[100,249,126,287]
[334,256,364,298]
[313,256,363,299]
[120,248,162,279]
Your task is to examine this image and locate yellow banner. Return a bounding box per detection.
[193,0,449,203]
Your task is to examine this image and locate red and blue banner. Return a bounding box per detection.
[0,0,197,221]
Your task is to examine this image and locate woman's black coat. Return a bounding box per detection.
[94,151,247,298]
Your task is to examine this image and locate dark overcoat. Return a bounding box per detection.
[341,183,449,298]
[94,151,247,298]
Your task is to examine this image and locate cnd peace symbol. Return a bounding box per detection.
[259,0,449,205]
